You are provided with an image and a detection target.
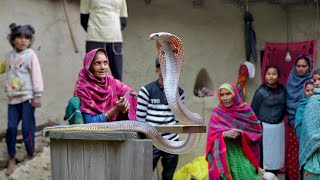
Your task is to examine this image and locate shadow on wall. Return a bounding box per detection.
[193,68,214,98]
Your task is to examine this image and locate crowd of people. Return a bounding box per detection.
[1,0,320,179]
[206,55,320,180]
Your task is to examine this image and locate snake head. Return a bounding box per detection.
[150,32,174,41]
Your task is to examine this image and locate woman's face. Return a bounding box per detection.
[305,84,315,98]
[295,59,310,76]
[220,88,234,108]
[265,67,279,86]
[91,52,109,79]
[313,74,320,88]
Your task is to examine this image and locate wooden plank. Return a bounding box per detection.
[84,140,106,180]
[46,130,141,140]
[50,137,153,179]
[154,125,207,133]
[105,141,119,180]
[118,139,153,180]
[67,140,85,180]
[50,139,69,180]
[131,139,153,180]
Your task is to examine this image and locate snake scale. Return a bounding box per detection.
[43,32,203,154]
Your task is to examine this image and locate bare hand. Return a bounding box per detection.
[222,129,242,139]
[115,97,130,113]
[32,97,41,108]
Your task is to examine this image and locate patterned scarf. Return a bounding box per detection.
[74,48,137,121]
[286,58,312,124]
[299,88,320,167]
[206,82,262,180]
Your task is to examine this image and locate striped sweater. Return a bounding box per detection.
[136,80,184,141]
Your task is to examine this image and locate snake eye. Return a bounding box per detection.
[161,51,165,55]
[173,48,178,54]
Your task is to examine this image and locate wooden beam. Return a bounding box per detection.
[154,125,206,133]
[46,131,142,141]
[0,120,60,141]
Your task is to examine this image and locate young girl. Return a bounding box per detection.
[295,79,314,141]
[298,69,320,179]
[251,66,286,175]
[0,23,44,175]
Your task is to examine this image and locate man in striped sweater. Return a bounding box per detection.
[136,58,185,180]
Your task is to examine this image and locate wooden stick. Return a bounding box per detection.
[63,0,79,53]
[0,120,60,141]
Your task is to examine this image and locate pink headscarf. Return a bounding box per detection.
[74,48,137,121]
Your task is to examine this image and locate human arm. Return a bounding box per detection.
[82,97,129,123]
[120,0,128,30]
[80,0,90,32]
[113,79,137,120]
[83,113,107,123]
[136,87,149,122]
[250,89,262,117]
[294,104,304,140]
[120,17,127,31]
[29,51,43,108]
[81,14,90,32]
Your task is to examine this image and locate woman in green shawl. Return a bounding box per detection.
[298,69,320,180]
[294,79,314,140]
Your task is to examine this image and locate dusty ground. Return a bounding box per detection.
[0,137,51,180]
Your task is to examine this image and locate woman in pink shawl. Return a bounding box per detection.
[206,82,262,180]
[74,48,137,123]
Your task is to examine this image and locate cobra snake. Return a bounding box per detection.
[43,32,204,154]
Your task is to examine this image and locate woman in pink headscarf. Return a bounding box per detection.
[74,48,137,123]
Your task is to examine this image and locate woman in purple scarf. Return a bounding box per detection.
[74,48,137,123]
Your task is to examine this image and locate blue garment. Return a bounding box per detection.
[299,88,320,171]
[6,100,35,157]
[83,113,106,123]
[286,67,312,125]
[294,97,309,140]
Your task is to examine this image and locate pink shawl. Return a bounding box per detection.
[74,48,137,121]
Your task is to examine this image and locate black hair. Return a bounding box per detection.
[7,23,35,48]
[155,57,160,68]
[312,68,320,76]
[264,65,280,77]
[295,54,312,69]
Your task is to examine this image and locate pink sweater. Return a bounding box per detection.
[1,49,43,104]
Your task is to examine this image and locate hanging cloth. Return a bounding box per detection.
[244,11,257,62]
[236,62,255,101]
